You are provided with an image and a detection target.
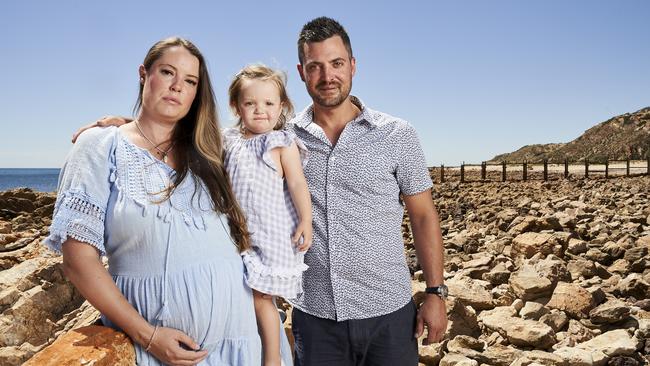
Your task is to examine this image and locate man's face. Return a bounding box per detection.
[298,36,355,108]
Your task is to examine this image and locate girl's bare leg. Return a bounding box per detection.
[253,290,281,366]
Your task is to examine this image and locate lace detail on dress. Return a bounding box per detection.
[45,191,107,255]
[113,134,212,230]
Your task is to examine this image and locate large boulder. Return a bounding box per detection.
[546,282,594,319]
[446,277,494,310]
[511,232,567,259]
[479,307,556,349]
[509,264,554,301]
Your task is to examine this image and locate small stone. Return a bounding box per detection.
[0,221,11,234]
[539,310,569,332]
[446,335,484,353]
[520,301,550,320]
[616,274,650,299]
[439,353,478,366]
[589,300,630,324]
[552,347,594,366]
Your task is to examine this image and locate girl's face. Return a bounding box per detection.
[235,79,283,135]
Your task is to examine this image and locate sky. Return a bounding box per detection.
[1,0,649,168]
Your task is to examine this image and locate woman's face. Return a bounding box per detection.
[140,46,200,123]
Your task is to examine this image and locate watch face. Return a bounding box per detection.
[440,285,448,298]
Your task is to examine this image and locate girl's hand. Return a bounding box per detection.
[292,221,313,252]
[146,326,209,366]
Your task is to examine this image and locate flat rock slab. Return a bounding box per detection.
[24,325,135,366]
[575,329,640,358]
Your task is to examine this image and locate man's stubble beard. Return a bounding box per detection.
[309,79,353,108]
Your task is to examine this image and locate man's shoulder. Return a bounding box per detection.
[364,106,414,134]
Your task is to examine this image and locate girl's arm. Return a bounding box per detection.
[62,240,209,365]
[279,142,312,251]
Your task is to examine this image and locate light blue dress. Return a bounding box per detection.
[44,126,264,365]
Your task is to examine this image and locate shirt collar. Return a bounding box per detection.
[293,96,378,129]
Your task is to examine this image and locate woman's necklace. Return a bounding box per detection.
[135,120,174,163]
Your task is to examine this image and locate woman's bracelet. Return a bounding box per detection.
[144,325,159,352]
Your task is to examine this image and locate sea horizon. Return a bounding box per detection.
[0,168,60,193]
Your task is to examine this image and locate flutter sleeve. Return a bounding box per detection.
[261,129,308,171]
[44,127,118,256]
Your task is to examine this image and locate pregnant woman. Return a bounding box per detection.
[45,37,261,365]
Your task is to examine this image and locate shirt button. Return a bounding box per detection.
[330,156,336,162]
[332,273,338,280]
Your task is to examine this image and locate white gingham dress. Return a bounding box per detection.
[223,127,309,298]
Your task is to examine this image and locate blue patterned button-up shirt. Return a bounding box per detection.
[288,97,433,321]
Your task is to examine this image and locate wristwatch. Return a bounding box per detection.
[425,284,448,300]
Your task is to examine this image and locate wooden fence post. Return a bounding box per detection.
[626,159,630,177]
[523,161,527,181]
[440,164,445,183]
[502,161,507,182]
[543,159,548,181]
[460,163,465,183]
[585,159,589,178]
[605,159,609,179]
[481,162,486,181]
[564,158,569,179]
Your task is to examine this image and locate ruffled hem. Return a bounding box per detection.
[241,251,307,298]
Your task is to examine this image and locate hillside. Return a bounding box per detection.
[490,107,650,163]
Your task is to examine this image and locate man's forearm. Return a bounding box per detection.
[411,207,444,286]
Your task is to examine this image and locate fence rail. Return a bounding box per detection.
[432,158,650,183]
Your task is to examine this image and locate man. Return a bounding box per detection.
[287,17,447,366]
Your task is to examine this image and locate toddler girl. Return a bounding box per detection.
[224,64,312,366]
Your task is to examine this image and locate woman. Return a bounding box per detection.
[46,37,261,365]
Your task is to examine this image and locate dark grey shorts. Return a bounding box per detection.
[292,299,418,366]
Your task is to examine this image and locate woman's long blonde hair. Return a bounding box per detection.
[135,37,251,252]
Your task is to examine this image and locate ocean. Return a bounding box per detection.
[0,168,60,192]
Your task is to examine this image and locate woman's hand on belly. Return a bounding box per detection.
[147,326,209,366]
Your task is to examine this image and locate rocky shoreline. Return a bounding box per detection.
[1,175,649,365]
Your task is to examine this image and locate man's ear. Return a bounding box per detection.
[139,65,146,84]
[297,63,306,82]
[350,57,356,78]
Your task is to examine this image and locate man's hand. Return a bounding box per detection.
[71,115,129,143]
[414,294,447,345]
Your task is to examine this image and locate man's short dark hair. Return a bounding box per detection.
[297,17,353,65]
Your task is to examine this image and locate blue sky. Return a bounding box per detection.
[1,0,649,168]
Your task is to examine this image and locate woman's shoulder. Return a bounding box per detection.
[74,126,119,150]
